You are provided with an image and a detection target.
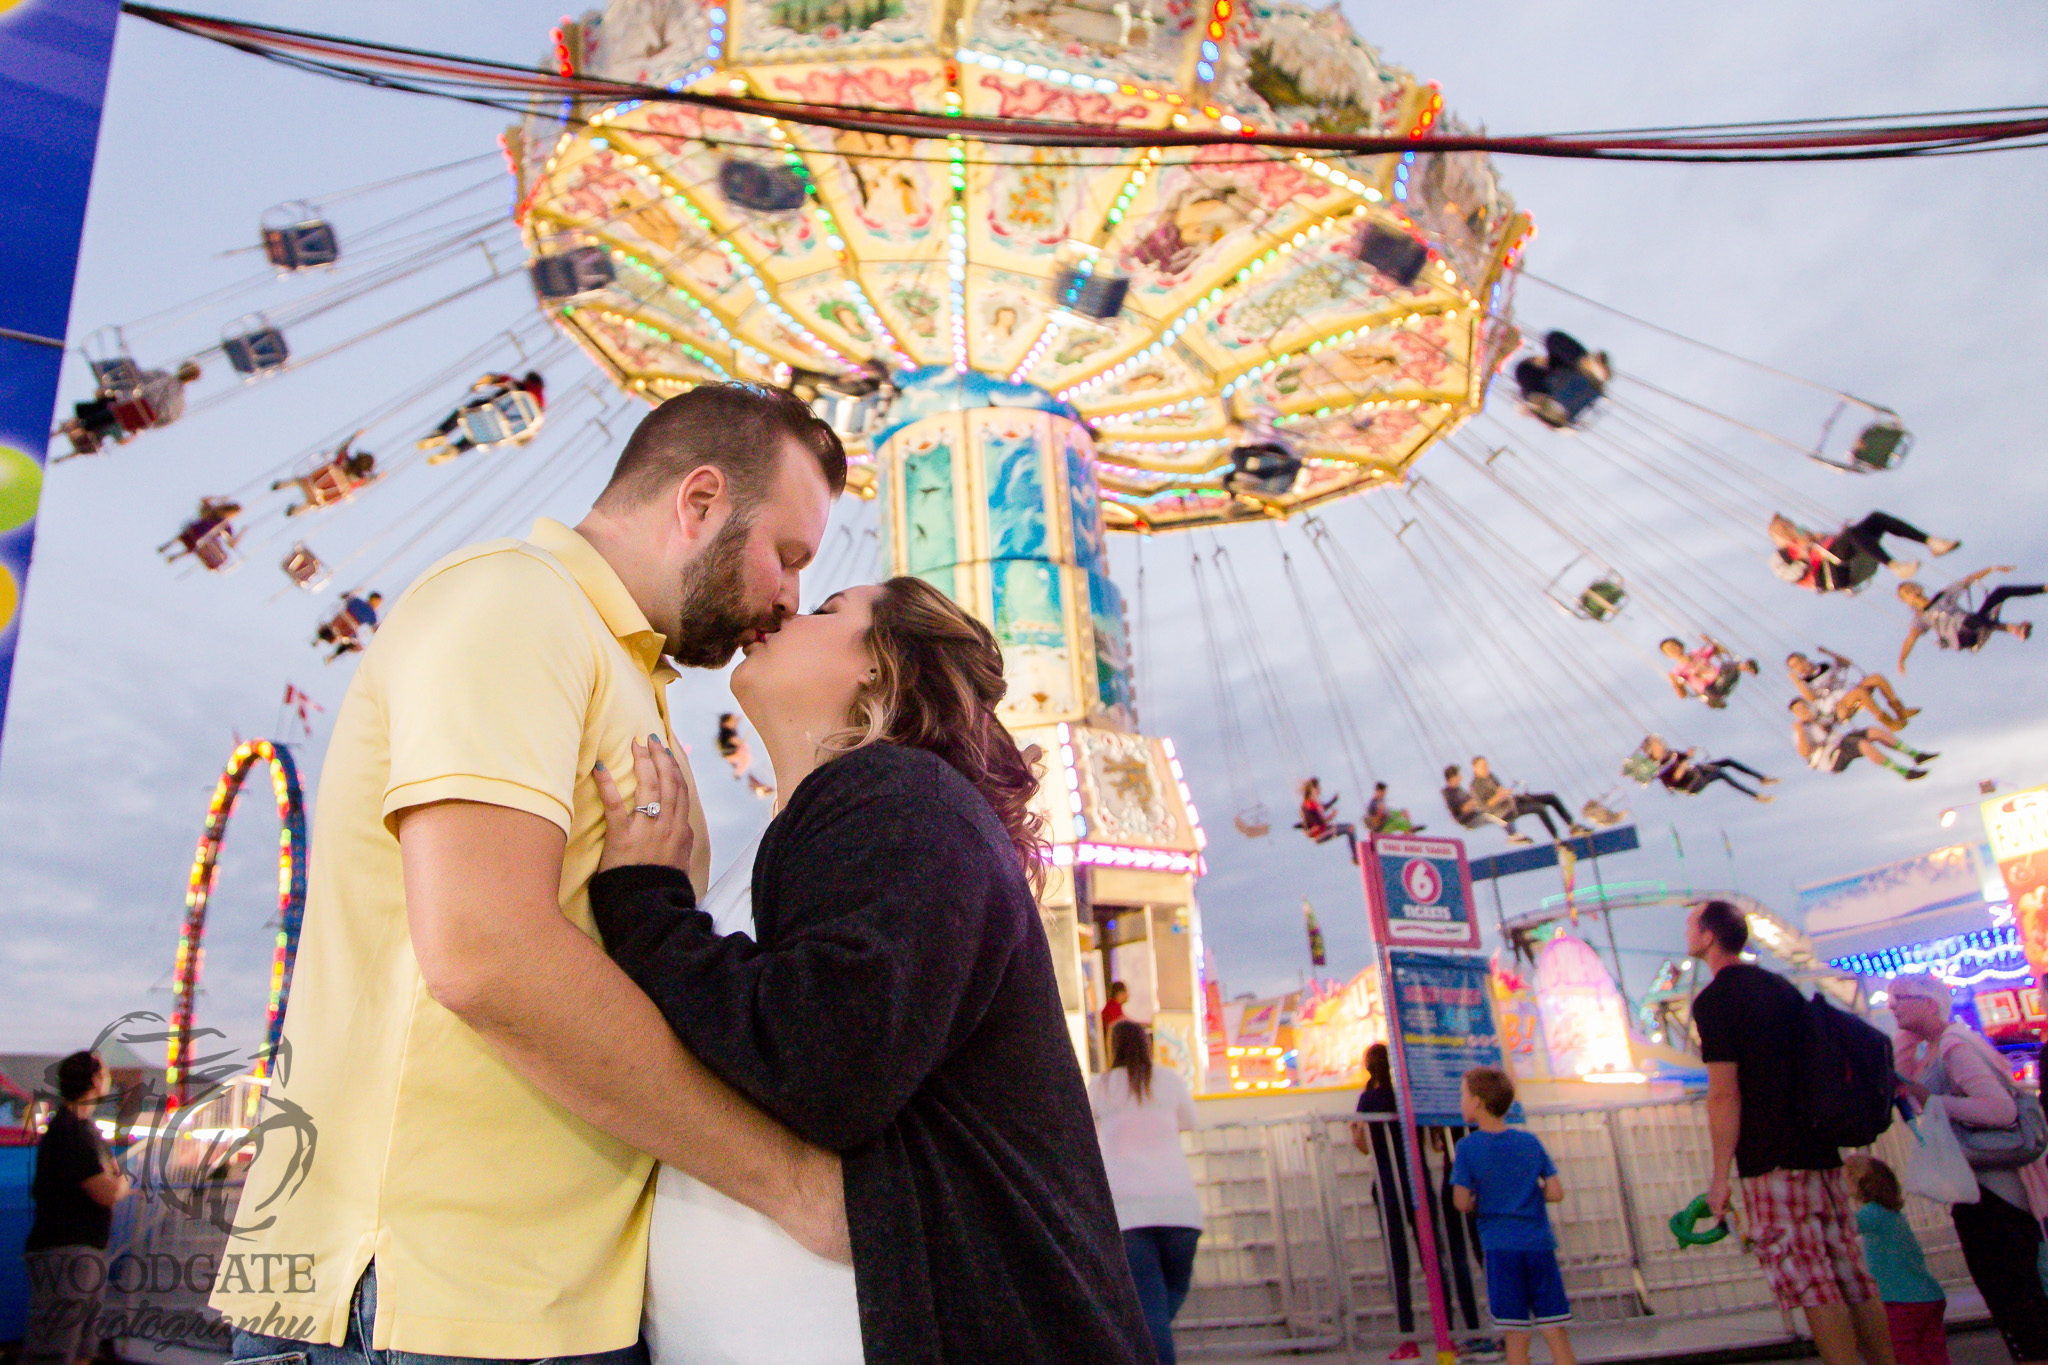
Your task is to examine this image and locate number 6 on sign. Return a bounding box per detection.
[1364,834,1479,949]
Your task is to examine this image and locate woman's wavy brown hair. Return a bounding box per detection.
[830,576,1049,892]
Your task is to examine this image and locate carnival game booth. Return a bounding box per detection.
[1807,841,2043,1082]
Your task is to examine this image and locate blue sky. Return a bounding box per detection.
[2,0,2045,1058]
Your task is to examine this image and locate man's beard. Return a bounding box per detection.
[669,513,774,668]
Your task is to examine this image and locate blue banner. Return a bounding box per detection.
[0,0,121,756]
[1387,949,1514,1126]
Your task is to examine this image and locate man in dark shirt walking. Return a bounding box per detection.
[23,1051,129,1365]
[1688,902,1893,1365]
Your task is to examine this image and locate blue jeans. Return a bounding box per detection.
[1122,1226,1201,1365]
[230,1264,647,1365]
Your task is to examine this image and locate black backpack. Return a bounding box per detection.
[1799,992,1896,1148]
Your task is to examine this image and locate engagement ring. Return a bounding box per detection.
[634,802,662,818]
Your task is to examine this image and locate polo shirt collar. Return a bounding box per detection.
[526,519,672,677]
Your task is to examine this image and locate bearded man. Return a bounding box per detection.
[215,384,849,1363]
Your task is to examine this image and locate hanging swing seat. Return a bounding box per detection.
[187,522,241,574]
[109,389,171,435]
[457,389,544,449]
[530,245,616,303]
[1233,803,1271,838]
[90,355,144,397]
[1545,555,1627,621]
[262,203,340,271]
[1577,578,1627,621]
[1348,222,1429,288]
[281,543,331,591]
[287,455,380,512]
[315,605,369,657]
[224,316,290,377]
[1050,261,1131,321]
[1620,740,1661,786]
[1225,443,1303,498]
[1848,419,1911,472]
[717,158,809,214]
[1811,402,1911,474]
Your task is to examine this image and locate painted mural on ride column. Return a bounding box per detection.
[982,415,1078,718]
[1062,424,1134,723]
[900,424,959,598]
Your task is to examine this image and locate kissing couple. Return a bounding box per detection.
[214,384,1154,1364]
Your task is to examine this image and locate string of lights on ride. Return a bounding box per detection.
[168,741,308,1100]
[949,138,969,372]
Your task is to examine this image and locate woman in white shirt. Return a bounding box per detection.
[1089,1019,1204,1365]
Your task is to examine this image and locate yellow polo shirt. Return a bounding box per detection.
[211,519,709,1355]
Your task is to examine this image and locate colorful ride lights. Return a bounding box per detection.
[1051,843,1202,875]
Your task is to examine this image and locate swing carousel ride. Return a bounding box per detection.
[62,0,1976,1076]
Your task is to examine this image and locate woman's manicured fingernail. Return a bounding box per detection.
[649,732,662,746]
[593,759,606,772]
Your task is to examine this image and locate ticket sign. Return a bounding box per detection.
[1982,784,2048,997]
[1365,834,1480,950]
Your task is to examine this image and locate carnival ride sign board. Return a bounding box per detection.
[1365,834,1481,950]
[1982,785,2048,994]
[1387,950,1517,1127]
[0,0,122,756]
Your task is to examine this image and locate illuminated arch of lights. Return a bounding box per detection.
[168,739,308,1104]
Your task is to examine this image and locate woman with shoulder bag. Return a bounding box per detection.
[1890,974,2048,1365]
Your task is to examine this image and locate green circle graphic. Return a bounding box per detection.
[0,445,42,536]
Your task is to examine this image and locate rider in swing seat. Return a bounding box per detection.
[417,371,547,462]
[1296,777,1359,863]
[1640,735,1777,802]
[1897,567,2042,667]
[1788,697,1935,781]
[1785,649,1916,729]
[1365,781,1424,835]
[1441,765,1511,839]
[1470,755,1591,845]
[1514,330,1611,429]
[1767,511,1958,594]
[1659,636,1757,708]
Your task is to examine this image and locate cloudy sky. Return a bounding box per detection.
[3,0,2044,1061]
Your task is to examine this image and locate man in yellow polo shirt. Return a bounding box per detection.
[214,384,845,1360]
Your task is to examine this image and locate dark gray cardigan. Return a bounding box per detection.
[590,741,1153,1365]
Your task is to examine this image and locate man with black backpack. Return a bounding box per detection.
[1688,901,1896,1365]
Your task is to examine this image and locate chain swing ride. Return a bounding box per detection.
[65,0,2036,1070]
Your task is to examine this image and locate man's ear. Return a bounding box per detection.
[672,464,728,539]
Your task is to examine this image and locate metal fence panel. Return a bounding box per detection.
[1175,1096,1983,1358]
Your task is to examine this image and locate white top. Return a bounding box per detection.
[1087,1067,1204,1231]
[643,831,863,1365]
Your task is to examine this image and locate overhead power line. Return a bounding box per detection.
[122,4,2048,164]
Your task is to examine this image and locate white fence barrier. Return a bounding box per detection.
[1176,1096,1972,1358]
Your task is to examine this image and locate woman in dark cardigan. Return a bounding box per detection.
[588,576,1153,1365]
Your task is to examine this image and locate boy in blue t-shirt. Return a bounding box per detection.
[1450,1067,1576,1365]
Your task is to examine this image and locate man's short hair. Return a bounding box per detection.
[596,383,847,513]
[55,1051,102,1102]
[1695,899,1748,954]
[1443,765,1460,781]
[1464,1066,1515,1118]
